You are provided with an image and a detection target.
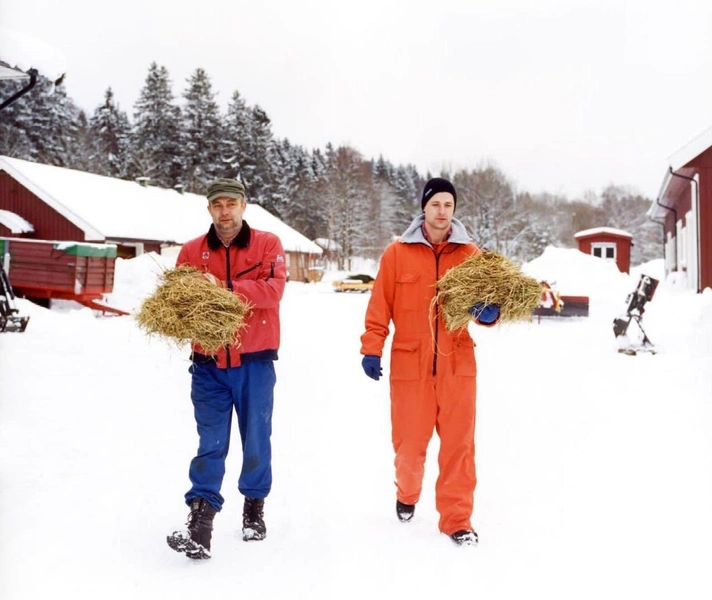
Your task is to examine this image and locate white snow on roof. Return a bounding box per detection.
[0,28,67,81]
[0,209,34,233]
[314,237,342,252]
[573,227,632,239]
[0,64,29,80]
[0,156,322,254]
[668,124,712,172]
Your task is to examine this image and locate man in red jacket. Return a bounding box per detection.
[360,177,499,546]
[167,178,286,559]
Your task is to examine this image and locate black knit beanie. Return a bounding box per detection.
[421,177,457,211]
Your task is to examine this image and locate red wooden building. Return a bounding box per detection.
[648,125,712,292]
[574,227,633,274]
[0,155,323,281]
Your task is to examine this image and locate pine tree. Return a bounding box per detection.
[371,155,401,254]
[392,164,420,230]
[88,87,131,178]
[271,138,295,220]
[0,74,84,167]
[224,94,277,211]
[246,105,276,211]
[131,62,183,188]
[223,89,253,182]
[41,79,85,167]
[273,139,322,238]
[68,110,94,172]
[309,148,330,239]
[182,68,223,194]
[0,76,34,158]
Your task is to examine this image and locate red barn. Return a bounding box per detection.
[0,155,323,280]
[574,227,633,274]
[648,125,712,292]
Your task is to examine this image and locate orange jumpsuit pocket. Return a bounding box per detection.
[390,340,421,381]
[452,338,476,377]
[395,273,422,311]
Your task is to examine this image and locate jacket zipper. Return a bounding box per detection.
[224,259,263,367]
[234,262,262,279]
[225,246,232,368]
[432,248,443,376]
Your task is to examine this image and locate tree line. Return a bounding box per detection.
[0,61,662,267]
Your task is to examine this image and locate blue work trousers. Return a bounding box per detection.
[185,360,276,511]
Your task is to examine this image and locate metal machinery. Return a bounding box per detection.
[613,274,659,355]
[0,263,29,332]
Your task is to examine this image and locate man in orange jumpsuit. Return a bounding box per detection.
[360,177,499,546]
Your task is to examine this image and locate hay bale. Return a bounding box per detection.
[135,265,251,353]
[435,251,544,331]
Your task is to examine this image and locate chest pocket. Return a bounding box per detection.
[234,261,263,280]
[395,273,422,311]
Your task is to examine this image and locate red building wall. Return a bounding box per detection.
[576,233,632,274]
[687,148,712,291]
[0,172,87,241]
[662,145,712,291]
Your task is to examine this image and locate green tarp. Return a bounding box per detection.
[0,238,117,258]
[54,242,117,258]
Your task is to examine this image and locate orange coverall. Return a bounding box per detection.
[361,216,484,535]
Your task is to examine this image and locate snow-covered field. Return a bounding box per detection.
[1,248,711,599]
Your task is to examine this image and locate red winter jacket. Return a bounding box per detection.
[176,221,287,368]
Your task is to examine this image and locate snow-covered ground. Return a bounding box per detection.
[1,248,711,600]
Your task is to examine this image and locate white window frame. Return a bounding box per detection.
[590,242,616,261]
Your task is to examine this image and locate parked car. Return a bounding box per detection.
[332,274,375,293]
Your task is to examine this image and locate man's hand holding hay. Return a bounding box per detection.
[435,251,544,331]
[201,272,225,288]
[135,265,251,353]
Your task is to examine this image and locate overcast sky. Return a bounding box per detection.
[2,0,711,199]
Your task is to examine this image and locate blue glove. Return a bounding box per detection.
[362,355,382,380]
[469,302,500,324]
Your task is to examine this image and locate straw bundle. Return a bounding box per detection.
[135,265,251,353]
[435,251,544,331]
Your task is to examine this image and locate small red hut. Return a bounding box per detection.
[574,227,633,274]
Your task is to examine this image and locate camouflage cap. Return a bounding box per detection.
[206,178,246,202]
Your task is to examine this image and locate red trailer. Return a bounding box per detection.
[0,237,127,315]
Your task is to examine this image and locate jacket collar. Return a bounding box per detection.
[207,221,251,250]
[400,213,471,247]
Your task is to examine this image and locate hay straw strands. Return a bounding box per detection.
[135,265,251,354]
[435,251,544,331]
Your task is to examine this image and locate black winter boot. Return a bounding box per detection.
[167,498,218,559]
[242,497,266,541]
[449,529,479,546]
[396,500,415,523]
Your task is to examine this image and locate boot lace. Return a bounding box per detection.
[243,498,264,524]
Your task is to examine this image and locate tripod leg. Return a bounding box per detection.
[633,316,653,347]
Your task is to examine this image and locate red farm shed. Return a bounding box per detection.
[648,125,712,293]
[0,155,324,284]
[574,227,632,274]
[0,156,172,256]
